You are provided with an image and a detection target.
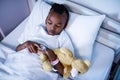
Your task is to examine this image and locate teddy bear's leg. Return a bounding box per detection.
[63,65,72,78]
[70,68,79,78]
[42,59,52,72]
[72,59,89,74]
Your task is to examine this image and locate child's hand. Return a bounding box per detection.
[24,41,40,53]
[34,44,46,54]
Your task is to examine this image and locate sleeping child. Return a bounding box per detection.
[16,3,76,78]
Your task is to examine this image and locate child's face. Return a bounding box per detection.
[46,11,67,35]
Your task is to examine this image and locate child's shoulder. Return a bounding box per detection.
[59,30,70,39]
[60,30,67,35]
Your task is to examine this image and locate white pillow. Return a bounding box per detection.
[18,0,105,61]
[18,0,51,43]
[65,13,105,60]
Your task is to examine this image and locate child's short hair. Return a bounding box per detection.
[50,3,69,27]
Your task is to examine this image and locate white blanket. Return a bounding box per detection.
[0,44,58,80]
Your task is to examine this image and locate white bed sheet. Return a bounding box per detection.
[0,0,115,79]
[0,44,58,80]
[0,15,114,80]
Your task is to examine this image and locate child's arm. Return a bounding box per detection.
[45,48,64,75]
[16,41,40,53]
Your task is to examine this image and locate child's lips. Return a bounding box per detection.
[48,31,55,35]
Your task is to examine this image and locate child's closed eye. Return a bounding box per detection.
[47,21,52,25]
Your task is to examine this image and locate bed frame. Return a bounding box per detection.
[1,0,120,80]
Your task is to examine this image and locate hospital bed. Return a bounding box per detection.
[0,0,120,80]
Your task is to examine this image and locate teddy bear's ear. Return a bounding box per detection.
[84,60,91,67]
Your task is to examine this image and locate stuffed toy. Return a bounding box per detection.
[39,48,91,78]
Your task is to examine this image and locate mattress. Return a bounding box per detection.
[1,17,114,80]
[75,42,114,80]
[0,0,115,79]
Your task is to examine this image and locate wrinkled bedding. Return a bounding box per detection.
[0,44,58,80]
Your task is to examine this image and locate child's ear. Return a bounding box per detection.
[45,16,48,25]
[64,20,68,29]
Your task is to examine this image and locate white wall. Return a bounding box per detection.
[0,0,30,36]
[71,0,120,22]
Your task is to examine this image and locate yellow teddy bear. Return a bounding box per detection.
[39,48,90,78]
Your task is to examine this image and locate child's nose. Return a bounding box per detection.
[51,25,56,30]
